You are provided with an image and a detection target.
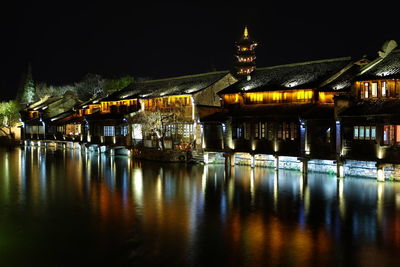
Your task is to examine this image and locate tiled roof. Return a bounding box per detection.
[219,57,352,94]
[357,49,400,80]
[112,71,229,99]
[26,96,62,111]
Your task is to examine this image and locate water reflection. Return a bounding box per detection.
[1,147,400,265]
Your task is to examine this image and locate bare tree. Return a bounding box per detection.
[75,73,105,100]
[129,100,187,150]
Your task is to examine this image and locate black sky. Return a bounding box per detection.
[1,2,399,100]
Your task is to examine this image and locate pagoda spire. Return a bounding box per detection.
[243,26,249,39]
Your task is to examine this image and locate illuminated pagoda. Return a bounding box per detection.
[234,26,258,78]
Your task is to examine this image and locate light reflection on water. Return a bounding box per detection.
[1,147,400,266]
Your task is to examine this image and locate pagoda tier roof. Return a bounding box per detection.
[220,57,354,94]
[235,62,256,67]
[236,51,256,55]
[236,39,257,46]
[114,71,229,99]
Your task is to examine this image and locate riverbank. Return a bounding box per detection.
[0,137,22,147]
[22,139,199,163]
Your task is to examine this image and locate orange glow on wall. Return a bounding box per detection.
[222,90,314,105]
[143,95,192,111]
[244,90,313,104]
[78,104,101,116]
[318,92,335,103]
[355,79,400,99]
[100,99,137,113]
[222,94,240,104]
[28,111,39,118]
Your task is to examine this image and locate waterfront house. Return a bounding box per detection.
[201,27,366,169]
[20,92,81,140]
[117,72,237,155]
[336,40,400,180]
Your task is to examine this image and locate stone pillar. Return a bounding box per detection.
[274,155,279,171]
[336,160,344,178]
[204,152,209,165]
[250,154,255,168]
[224,153,230,167]
[377,166,385,182]
[230,153,235,167]
[301,158,308,176]
[225,153,235,168]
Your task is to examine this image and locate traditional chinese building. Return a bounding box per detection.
[336,40,400,180]
[117,71,237,154]
[201,27,367,170]
[20,92,81,140]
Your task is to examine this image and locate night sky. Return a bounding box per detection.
[1,3,399,100]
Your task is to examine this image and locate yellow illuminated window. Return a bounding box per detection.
[249,93,263,103]
[297,91,305,100]
[272,92,282,101]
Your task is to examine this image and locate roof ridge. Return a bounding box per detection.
[135,70,229,84]
[257,56,352,71]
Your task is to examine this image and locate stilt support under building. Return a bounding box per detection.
[377,164,385,182]
[336,160,344,178]
[274,155,279,171]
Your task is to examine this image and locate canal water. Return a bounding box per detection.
[1,147,400,266]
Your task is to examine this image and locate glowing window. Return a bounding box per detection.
[297,91,305,100]
[359,126,365,139]
[183,124,193,138]
[365,126,370,140]
[261,123,265,138]
[371,126,376,139]
[396,125,400,143]
[383,125,390,145]
[364,83,369,98]
[371,83,378,97]
[272,92,282,102]
[132,124,142,139]
[354,126,359,139]
[104,126,115,136]
[382,81,387,97]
